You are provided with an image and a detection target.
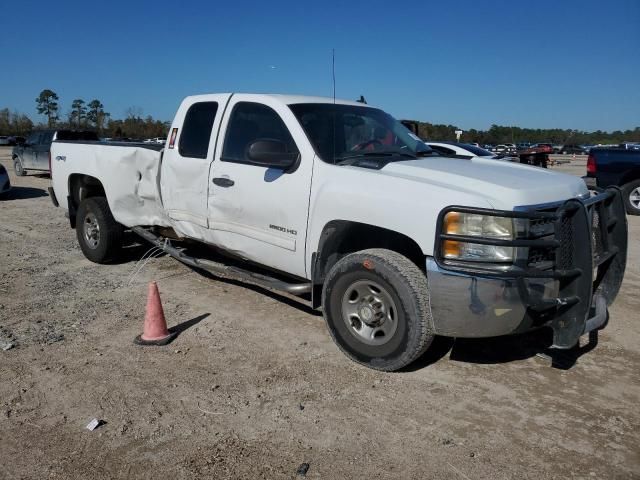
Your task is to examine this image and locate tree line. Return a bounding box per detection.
[1,89,638,145]
[410,121,640,146]
[29,89,169,139]
[0,109,34,136]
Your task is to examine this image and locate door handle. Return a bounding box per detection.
[212,177,235,187]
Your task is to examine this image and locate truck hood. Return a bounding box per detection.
[380,156,588,209]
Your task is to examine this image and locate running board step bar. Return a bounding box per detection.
[132,226,312,295]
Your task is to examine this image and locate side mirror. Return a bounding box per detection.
[247,139,299,171]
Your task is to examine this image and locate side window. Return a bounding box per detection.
[179,102,218,159]
[222,102,298,164]
[26,132,39,145]
[41,131,54,145]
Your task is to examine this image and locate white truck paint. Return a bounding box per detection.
[49,93,627,371]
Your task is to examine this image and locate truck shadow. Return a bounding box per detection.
[406,328,600,371]
[1,186,48,200]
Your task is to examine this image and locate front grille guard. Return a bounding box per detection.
[434,187,628,347]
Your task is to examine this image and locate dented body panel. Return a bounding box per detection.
[51,141,170,228]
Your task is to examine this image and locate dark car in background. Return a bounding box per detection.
[559,144,588,155]
[12,129,99,176]
[587,147,640,215]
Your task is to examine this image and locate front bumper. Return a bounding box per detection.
[426,188,628,349]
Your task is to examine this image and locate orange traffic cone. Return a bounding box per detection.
[134,282,177,346]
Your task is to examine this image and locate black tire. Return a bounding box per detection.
[76,197,123,263]
[13,158,26,176]
[622,179,640,216]
[322,249,434,371]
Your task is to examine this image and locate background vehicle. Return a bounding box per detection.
[49,93,627,372]
[12,129,99,176]
[528,143,554,153]
[144,137,167,145]
[559,144,587,155]
[620,142,640,151]
[489,144,517,156]
[0,136,10,146]
[0,163,11,196]
[587,148,640,215]
[425,141,513,160]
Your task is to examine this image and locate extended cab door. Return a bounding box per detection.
[208,96,315,278]
[160,95,231,229]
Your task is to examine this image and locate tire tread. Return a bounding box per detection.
[76,197,123,263]
[323,248,433,371]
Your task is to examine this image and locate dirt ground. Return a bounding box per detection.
[1,147,639,479]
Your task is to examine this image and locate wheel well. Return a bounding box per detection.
[69,174,106,208]
[311,221,426,308]
[67,174,107,228]
[312,220,425,287]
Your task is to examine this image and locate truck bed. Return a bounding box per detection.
[50,141,172,228]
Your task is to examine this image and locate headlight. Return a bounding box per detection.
[442,211,515,263]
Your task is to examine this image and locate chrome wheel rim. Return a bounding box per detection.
[14,161,22,175]
[341,280,398,346]
[83,212,100,249]
[630,187,640,210]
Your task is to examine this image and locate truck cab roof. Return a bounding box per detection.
[182,93,368,108]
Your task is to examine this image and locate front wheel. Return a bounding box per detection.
[13,158,26,176]
[622,180,640,216]
[76,197,124,263]
[322,249,434,371]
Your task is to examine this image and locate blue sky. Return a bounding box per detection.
[2,0,639,131]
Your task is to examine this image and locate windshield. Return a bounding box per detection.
[289,103,429,164]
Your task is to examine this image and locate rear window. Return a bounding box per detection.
[40,131,55,144]
[179,102,218,159]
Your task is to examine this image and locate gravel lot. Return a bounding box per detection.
[1,146,639,479]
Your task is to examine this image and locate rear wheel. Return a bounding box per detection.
[322,249,434,371]
[76,197,123,263]
[623,180,640,216]
[13,158,26,176]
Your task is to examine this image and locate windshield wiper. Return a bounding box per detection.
[335,151,416,165]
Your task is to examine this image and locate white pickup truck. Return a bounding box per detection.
[49,94,628,371]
